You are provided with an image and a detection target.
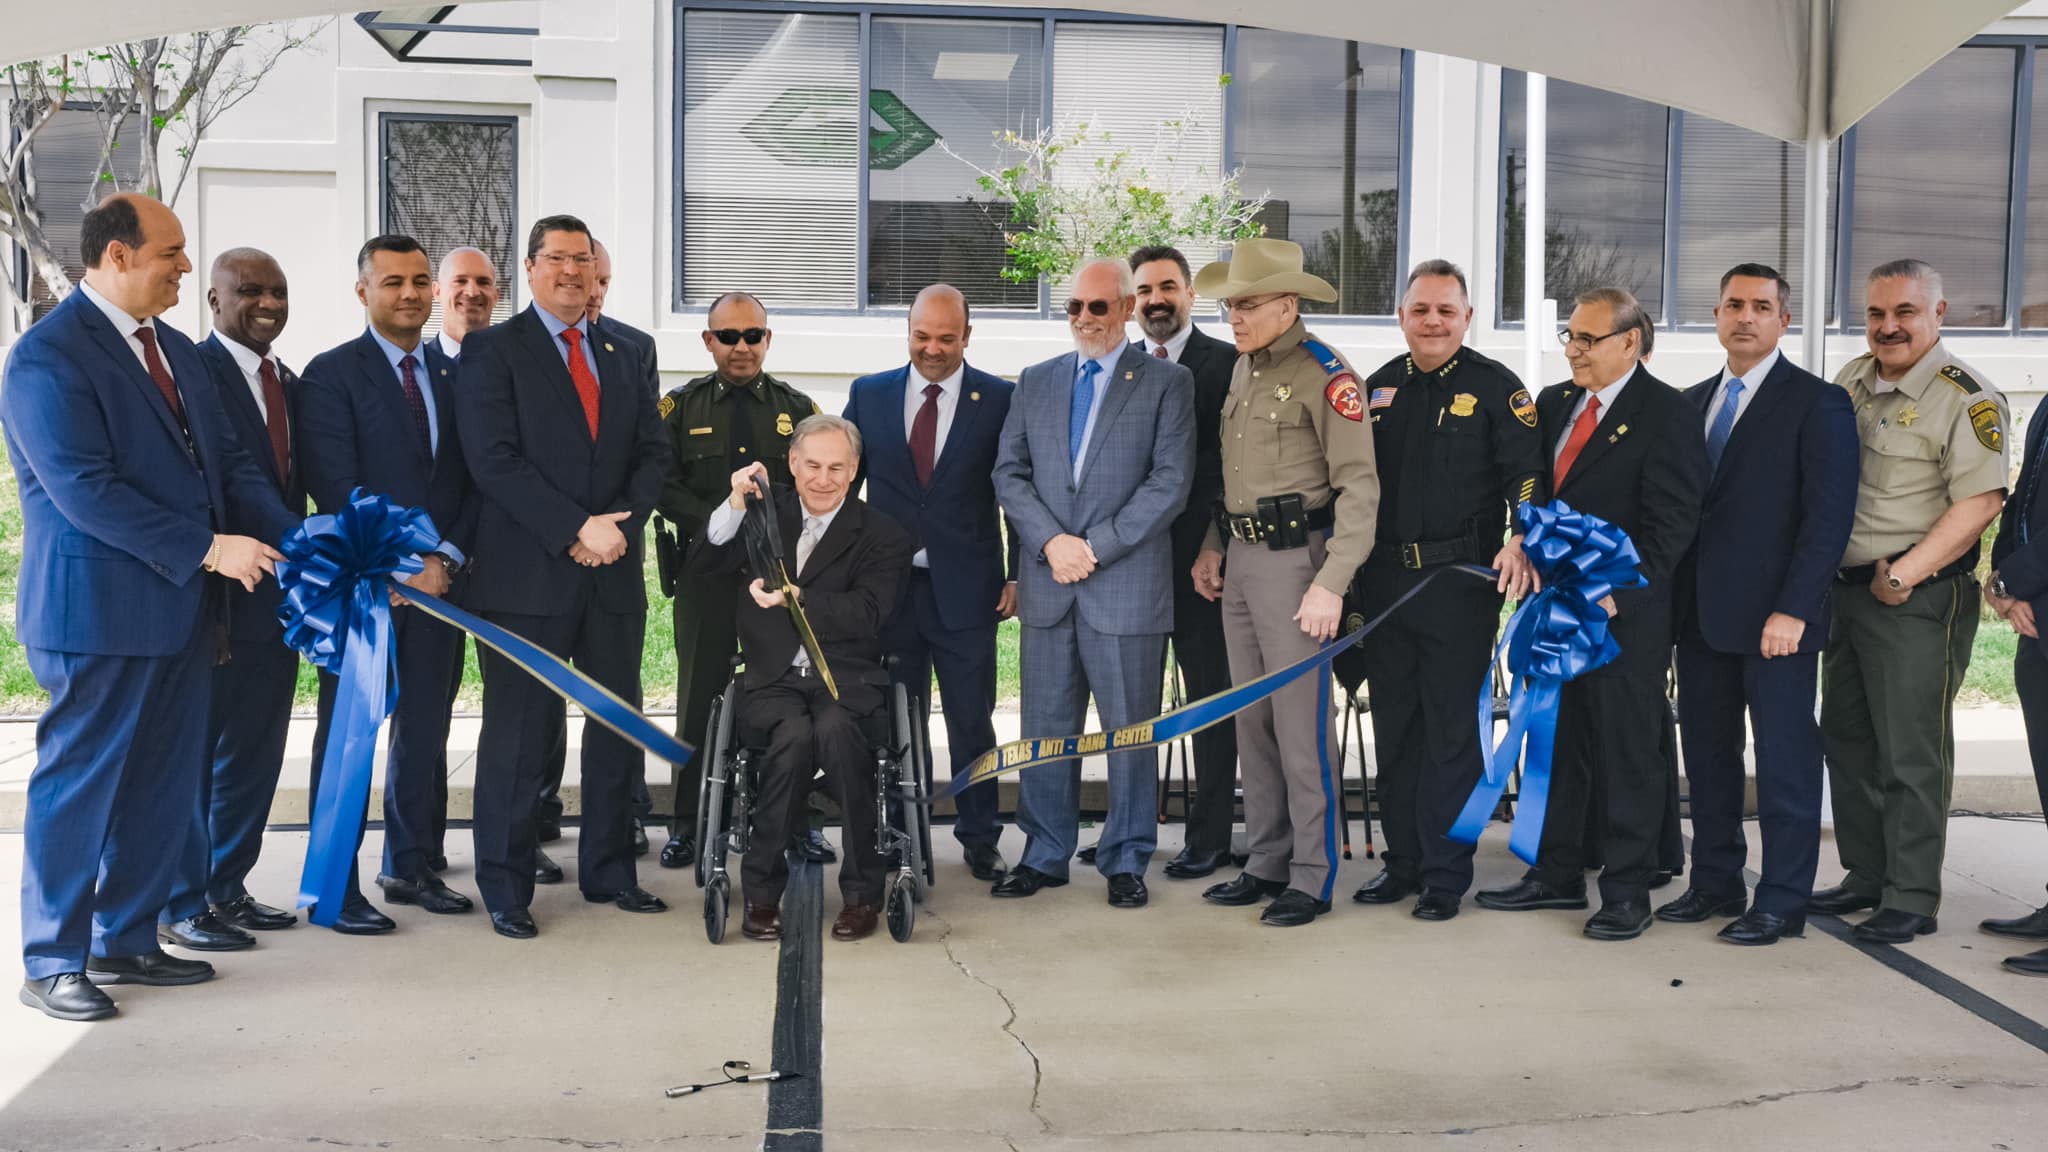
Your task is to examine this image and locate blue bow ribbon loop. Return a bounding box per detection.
[1449,500,1648,865]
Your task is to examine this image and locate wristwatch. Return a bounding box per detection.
[1994,576,2011,599]
[1884,569,1906,592]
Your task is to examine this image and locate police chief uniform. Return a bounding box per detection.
[655,370,819,863]
[1192,241,1379,925]
[1355,348,1544,914]
[1821,341,2008,927]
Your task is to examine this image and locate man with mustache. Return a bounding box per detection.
[1813,258,2009,944]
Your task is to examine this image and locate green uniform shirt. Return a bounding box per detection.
[1836,340,2009,567]
[657,371,821,547]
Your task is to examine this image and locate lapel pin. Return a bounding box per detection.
[969,391,980,401]
[1124,371,1134,380]
[604,343,615,352]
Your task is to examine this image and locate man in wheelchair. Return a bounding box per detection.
[701,415,912,941]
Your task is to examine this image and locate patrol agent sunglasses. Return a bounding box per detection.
[710,327,768,346]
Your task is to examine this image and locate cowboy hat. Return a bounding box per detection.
[1192,238,1337,303]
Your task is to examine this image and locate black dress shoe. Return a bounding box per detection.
[158,911,256,952]
[212,895,297,932]
[1475,877,1588,912]
[1654,887,1747,923]
[991,865,1067,898]
[659,835,694,870]
[1853,908,1936,944]
[491,909,538,939]
[86,951,214,986]
[2003,946,2048,977]
[377,873,474,915]
[20,973,116,1021]
[1412,889,1461,921]
[1076,843,1098,865]
[1107,873,1149,908]
[1719,910,1805,946]
[794,829,837,863]
[1980,904,2048,939]
[1648,870,1675,891]
[1584,901,1653,941]
[1162,848,1229,880]
[1806,884,1878,915]
[327,900,397,936]
[1203,872,1287,907]
[429,855,449,874]
[1351,869,1419,905]
[1260,888,1332,926]
[537,821,563,844]
[586,886,668,913]
[632,819,650,857]
[963,841,1008,882]
[534,848,564,885]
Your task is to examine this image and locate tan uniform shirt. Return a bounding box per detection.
[1836,339,2009,566]
[1202,318,1380,594]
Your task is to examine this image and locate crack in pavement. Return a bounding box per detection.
[928,908,1052,1135]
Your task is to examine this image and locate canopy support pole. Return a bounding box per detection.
[1800,0,1831,376]
[1523,71,1547,390]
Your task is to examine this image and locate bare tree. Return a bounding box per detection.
[0,57,78,312]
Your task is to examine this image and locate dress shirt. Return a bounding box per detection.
[1703,346,1778,436]
[366,326,442,457]
[214,331,277,424]
[1070,347,1123,477]
[706,494,844,671]
[534,304,601,382]
[905,362,965,568]
[1141,322,1194,364]
[1554,362,1637,462]
[78,279,172,385]
[437,330,463,362]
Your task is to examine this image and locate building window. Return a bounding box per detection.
[23,107,141,321]
[680,9,861,308]
[1671,117,1838,326]
[866,16,1043,310]
[2024,50,2048,328]
[1501,74,1668,323]
[1846,45,2017,329]
[1229,30,1403,316]
[379,112,520,326]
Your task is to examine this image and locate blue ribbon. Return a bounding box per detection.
[1448,500,1648,864]
[277,489,693,925]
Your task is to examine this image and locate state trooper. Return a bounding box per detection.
[1350,260,1544,922]
[1189,239,1379,927]
[654,291,820,869]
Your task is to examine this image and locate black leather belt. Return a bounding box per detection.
[1223,502,1333,547]
[1836,557,1973,585]
[1396,532,1490,571]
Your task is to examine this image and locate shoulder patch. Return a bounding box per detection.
[657,393,676,419]
[1969,397,2003,452]
[1326,373,1365,422]
[1939,364,1982,395]
[1510,388,1537,428]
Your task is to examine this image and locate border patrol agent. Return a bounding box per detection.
[1814,259,2009,945]
[1351,260,1544,922]
[1189,239,1379,927]
[654,292,819,868]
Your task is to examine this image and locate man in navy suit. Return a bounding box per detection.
[5,193,294,1021]
[1661,264,1858,946]
[298,234,481,932]
[456,214,670,939]
[1988,387,2048,976]
[845,284,1017,883]
[155,248,308,951]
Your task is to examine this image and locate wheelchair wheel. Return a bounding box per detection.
[697,693,733,890]
[885,872,915,943]
[892,686,935,902]
[910,694,937,896]
[704,873,730,944]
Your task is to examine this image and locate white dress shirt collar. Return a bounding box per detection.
[438,330,464,360]
[213,330,270,378]
[1721,346,1780,391]
[1142,322,1194,364]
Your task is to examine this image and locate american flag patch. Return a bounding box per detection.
[1369,387,1397,411]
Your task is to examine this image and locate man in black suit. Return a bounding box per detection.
[1129,245,1240,880]
[155,248,306,951]
[1662,264,1858,946]
[1475,287,1707,941]
[703,416,911,943]
[297,234,480,932]
[455,214,670,940]
[1989,390,2048,976]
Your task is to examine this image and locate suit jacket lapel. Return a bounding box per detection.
[358,333,429,467]
[78,300,187,451]
[927,366,981,488]
[1556,378,1644,491]
[1710,356,1795,485]
[517,310,591,448]
[204,337,281,490]
[424,342,461,476]
[876,366,916,485]
[589,327,635,451]
[800,499,858,582]
[1049,352,1078,492]
[1086,346,1147,467]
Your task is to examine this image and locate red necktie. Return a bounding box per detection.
[259,357,290,479]
[398,354,432,460]
[1553,394,1602,487]
[133,326,185,426]
[909,382,942,487]
[560,326,601,438]
[1153,345,1170,360]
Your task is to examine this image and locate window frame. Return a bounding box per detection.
[375,109,523,315]
[669,1,1414,320]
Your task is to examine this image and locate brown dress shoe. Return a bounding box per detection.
[741,904,782,941]
[832,903,879,941]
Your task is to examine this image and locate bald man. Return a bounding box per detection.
[844,284,1018,881]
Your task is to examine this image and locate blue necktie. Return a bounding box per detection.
[1706,377,1745,471]
[1070,359,1101,467]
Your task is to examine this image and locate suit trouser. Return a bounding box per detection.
[1171,578,1238,857]
[21,619,210,978]
[472,583,645,913]
[1677,635,1824,915]
[538,707,653,830]
[1531,671,1669,905]
[1222,536,1340,902]
[2014,636,2048,867]
[162,640,298,920]
[1015,609,1165,879]
[887,570,1002,848]
[1359,561,1501,896]
[740,668,884,907]
[669,565,743,832]
[1581,702,1685,876]
[1821,574,1977,916]
[308,606,465,888]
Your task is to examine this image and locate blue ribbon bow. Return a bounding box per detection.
[1448,500,1648,864]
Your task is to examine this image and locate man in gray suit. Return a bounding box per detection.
[992,258,1195,909]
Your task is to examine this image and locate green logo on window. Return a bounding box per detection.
[740,87,937,171]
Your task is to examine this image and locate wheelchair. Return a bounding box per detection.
[693,656,937,944]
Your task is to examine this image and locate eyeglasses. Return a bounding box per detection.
[1558,328,1629,352]
[1222,295,1288,314]
[535,253,595,268]
[710,327,767,346]
[1065,298,1115,317]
